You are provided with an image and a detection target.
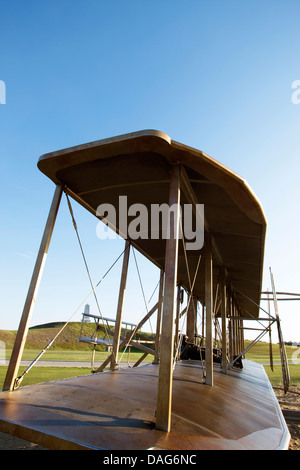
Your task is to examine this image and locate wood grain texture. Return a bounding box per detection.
[0,360,290,450]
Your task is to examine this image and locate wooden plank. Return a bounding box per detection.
[3,184,63,391]
[156,164,181,432]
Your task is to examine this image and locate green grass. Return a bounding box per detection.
[1,357,298,390]
[0,349,149,390]
[3,348,147,365]
[263,364,300,387]
[0,323,299,389]
[244,340,297,362]
[0,366,92,389]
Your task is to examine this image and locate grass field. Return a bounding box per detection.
[0,344,299,389]
[0,322,299,389]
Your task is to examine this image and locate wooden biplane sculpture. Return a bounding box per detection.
[0,130,290,449]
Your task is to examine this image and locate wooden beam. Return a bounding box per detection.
[128,340,155,356]
[221,272,228,374]
[227,316,272,321]
[3,184,63,391]
[110,239,130,370]
[205,232,213,386]
[186,295,197,342]
[156,164,181,432]
[153,269,164,364]
[267,290,274,371]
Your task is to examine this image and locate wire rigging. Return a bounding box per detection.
[118,247,158,365]
[14,193,128,388]
[173,216,203,373]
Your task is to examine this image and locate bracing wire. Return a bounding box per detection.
[14,195,128,388]
[132,248,153,334]
[65,192,119,364]
[173,216,203,372]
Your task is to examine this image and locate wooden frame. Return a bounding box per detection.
[0,131,290,450]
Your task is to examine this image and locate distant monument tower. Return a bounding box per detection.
[82,304,91,322]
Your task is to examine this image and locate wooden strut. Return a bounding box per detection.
[270,268,290,393]
[205,232,213,386]
[3,184,63,391]
[110,239,131,370]
[266,290,274,371]
[153,269,164,364]
[156,164,181,432]
[221,271,228,374]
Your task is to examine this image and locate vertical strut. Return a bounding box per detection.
[205,232,213,386]
[156,164,181,432]
[270,268,290,393]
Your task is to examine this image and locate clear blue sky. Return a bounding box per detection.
[1,1,300,344]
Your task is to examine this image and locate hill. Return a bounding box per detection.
[0,323,297,361]
[0,322,103,351]
[0,322,154,351]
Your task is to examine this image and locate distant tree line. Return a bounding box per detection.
[284,341,300,347]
